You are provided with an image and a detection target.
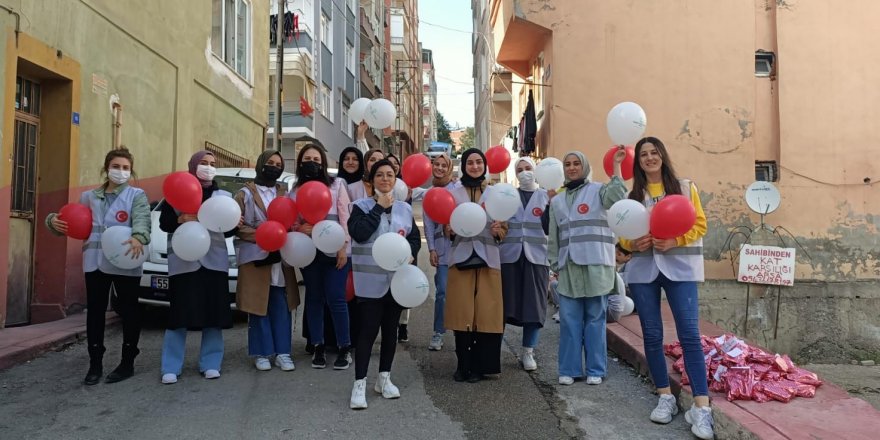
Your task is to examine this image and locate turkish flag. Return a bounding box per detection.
[300,96,313,117]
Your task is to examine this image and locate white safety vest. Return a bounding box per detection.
[81,186,145,276]
[234,186,271,266]
[550,182,615,267]
[449,185,501,270]
[350,198,413,298]
[501,189,549,265]
[423,181,460,266]
[168,189,231,276]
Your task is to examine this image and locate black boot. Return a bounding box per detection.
[84,344,105,386]
[453,333,470,382]
[311,344,326,369]
[397,324,409,343]
[105,343,139,384]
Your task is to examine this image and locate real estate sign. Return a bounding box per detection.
[737,244,796,286]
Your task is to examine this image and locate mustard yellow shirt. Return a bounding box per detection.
[619,181,707,251]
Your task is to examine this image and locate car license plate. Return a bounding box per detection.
[151,276,169,290]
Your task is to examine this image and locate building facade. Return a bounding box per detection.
[0,0,270,327]
[389,0,422,157]
[421,48,437,144]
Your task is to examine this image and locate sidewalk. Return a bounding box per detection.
[606,305,880,440]
[0,312,119,371]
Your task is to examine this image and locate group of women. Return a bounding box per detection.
[46,133,713,439]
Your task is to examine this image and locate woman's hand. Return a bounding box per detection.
[547,189,557,199]
[51,216,69,234]
[377,191,394,209]
[178,213,198,224]
[612,145,626,178]
[298,223,314,236]
[652,238,678,252]
[123,238,144,259]
[490,220,503,238]
[356,121,369,140]
[429,250,439,267]
[634,234,654,252]
[336,249,348,269]
[444,224,454,238]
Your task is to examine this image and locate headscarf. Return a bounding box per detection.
[563,150,591,190]
[254,149,284,187]
[515,157,538,191]
[188,150,215,188]
[459,148,487,188]
[431,153,453,187]
[337,146,364,185]
[386,153,403,178]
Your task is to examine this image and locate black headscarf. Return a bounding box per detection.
[337,146,364,184]
[254,149,284,187]
[459,148,487,188]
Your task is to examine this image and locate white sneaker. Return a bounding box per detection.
[275,354,295,371]
[586,376,603,385]
[552,311,560,323]
[350,379,368,409]
[650,394,679,424]
[374,371,401,399]
[428,334,443,351]
[685,404,715,440]
[558,376,574,385]
[161,373,178,384]
[203,369,220,379]
[521,349,537,371]
[254,357,272,371]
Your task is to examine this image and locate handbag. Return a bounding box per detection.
[456,250,487,270]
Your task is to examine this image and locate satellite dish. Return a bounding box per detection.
[745,181,780,214]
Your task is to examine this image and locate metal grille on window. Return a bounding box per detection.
[205,141,250,168]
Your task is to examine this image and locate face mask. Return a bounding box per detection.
[517,170,537,190]
[300,161,322,179]
[108,169,130,185]
[196,165,216,181]
[261,165,283,182]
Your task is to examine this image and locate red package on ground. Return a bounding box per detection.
[786,367,823,386]
[776,379,801,394]
[710,379,728,393]
[773,354,795,373]
[664,342,683,358]
[681,371,690,386]
[763,370,783,381]
[752,363,772,381]
[725,366,755,401]
[751,389,771,403]
[794,382,817,398]
[748,348,776,364]
[673,357,685,373]
[756,381,794,403]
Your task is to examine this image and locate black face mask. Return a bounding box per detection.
[261,165,283,182]
[300,161,323,179]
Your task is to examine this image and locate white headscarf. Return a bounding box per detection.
[515,157,539,191]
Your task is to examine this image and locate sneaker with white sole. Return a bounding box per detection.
[374,371,401,399]
[552,311,560,323]
[586,376,603,385]
[650,394,679,424]
[161,373,178,384]
[428,334,443,351]
[203,369,220,379]
[559,376,574,385]
[333,346,352,370]
[350,379,368,409]
[254,357,271,371]
[521,349,537,371]
[684,404,715,440]
[275,354,295,371]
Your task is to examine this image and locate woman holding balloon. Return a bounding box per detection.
[158,151,236,383]
[548,149,627,386]
[423,153,458,351]
[45,147,150,385]
[444,148,508,383]
[346,159,422,409]
[347,149,386,201]
[233,150,300,372]
[617,137,714,440]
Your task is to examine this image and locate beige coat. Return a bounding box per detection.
[234,182,300,316]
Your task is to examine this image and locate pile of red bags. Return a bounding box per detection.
[664,334,823,403]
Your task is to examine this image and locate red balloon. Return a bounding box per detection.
[401,154,432,188]
[267,197,298,230]
[345,270,355,302]
[295,181,332,225]
[423,187,456,224]
[255,220,288,252]
[650,195,696,239]
[59,203,93,240]
[485,145,511,174]
[163,171,202,214]
[603,146,636,180]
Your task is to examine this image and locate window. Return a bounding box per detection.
[211,0,251,79]
[756,51,775,77]
[341,104,352,138]
[320,12,332,51]
[345,42,355,73]
[321,84,333,121]
[755,161,778,182]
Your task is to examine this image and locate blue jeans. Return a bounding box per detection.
[628,272,709,397]
[522,323,541,348]
[247,287,292,357]
[558,294,607,378]
[433,264,448,335]
[160,327,224,374]
[301,260,351,347]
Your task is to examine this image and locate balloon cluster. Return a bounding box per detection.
[608,196,696,240]
[371,232,429,308]
[350,97,397,130]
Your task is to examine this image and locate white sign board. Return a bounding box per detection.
[737,244,796,286]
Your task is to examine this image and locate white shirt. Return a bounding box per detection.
[255,185,285,288]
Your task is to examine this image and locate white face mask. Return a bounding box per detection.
[196,165,217,181]
[108,169,131,185]
[517,170,538,191]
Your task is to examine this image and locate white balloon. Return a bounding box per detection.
[606,101,647,146]
[450,202,487,237]
[620,296,635,317]
[390,264,430,308]
[349,97,372,124]
[484,183,520,221]
[171,221,211,262]
[101,226,147,269]
[281,232,316,268]
[373,232,411,271]
[364,98,397,129]
[535,157,564,190]
[607,199,650,239]
[198,195,242,233]
[392,179,409,202]
[615,272,626,297]
[312,220,346,253]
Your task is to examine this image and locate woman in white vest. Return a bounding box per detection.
[234,150,300,372]
[158,151,235,384]
[424,153,457,351]
[548,149,627,386]
[347,149,385,201]
[289,143,353,370]
[346,159,421,409]
[501,157,551,371]
[444,148,508,383]
[618,137,714,440]
[46,147,150,385]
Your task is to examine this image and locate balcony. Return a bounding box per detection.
[267,109,313,134]
[490,0,551,78]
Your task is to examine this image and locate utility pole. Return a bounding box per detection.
[273,0,285,150]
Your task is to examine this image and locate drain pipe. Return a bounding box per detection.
[0,5,21,45]
[112,102,123,149]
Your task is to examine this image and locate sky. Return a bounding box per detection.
[418,0,476,129]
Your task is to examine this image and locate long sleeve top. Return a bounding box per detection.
[348,202,422,259]
[618,181,707,251]
[45,183,151,245]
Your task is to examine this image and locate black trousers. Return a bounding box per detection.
[354,292,403,380]
[84,271,141,349]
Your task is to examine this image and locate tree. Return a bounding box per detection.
[460,126,475,150]
[436,112,452,144]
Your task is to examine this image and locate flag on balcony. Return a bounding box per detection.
[300,96,313,118]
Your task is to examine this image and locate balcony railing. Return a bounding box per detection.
[391,36,404,45]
